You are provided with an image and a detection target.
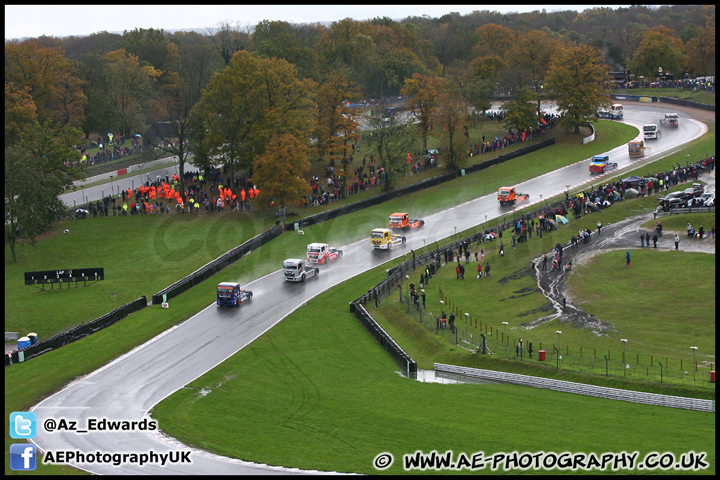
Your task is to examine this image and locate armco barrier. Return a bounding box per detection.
[6,296,147,366]
[287,172,455,231]
[351,302,416,376]
[287,139,555,231]
[435,363,714,412]
[658,96,715,112]
[152,225,282,304]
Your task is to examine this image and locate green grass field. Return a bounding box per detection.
[4,117,714,475]
[149,270,714,475]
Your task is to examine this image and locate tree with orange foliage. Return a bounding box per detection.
[401,73,444,151]
[5,39,86,128]
[629,26,686,81]
[251,133,312,208]
[5,83,37,148]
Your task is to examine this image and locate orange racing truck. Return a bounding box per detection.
[497,186,529,205]
[389,212,424,230]
[628,140,645,158]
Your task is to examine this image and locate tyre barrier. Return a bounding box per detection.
[151,225,282,304]
[435,363,714,412]
[6,296,147,367]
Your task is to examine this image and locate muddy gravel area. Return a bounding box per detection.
[524,169,715,337]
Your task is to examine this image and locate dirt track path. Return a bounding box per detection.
[526,169,715,336]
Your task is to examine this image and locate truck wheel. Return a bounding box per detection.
[338,250,343,258]
[249,292,253,300]
[420,220,425,227]
[301,274,306,282]
[315,268,319,275]
[402,236,406,244]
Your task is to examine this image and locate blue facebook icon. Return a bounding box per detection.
[10,444,37,470]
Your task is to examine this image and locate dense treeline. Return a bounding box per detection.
[4,5,715,258]
[6,5,715,141]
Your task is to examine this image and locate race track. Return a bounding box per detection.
[32,103,708,474]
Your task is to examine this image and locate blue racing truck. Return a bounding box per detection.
[216,282,253,307]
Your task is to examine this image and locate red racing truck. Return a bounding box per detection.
[389,212,424,230]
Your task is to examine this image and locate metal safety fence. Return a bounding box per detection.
[6,296,147,367]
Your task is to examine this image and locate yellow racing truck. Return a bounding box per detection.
[370,228,406,250]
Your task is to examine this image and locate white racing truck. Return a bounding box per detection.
[306,243,343,264]
[282,258,320,282]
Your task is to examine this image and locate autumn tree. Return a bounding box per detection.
[121,28,170,70]
[5,39,87,128]
[544,43,613,133]
[369,117,418,191]
[105,48,160,136]
[509,30,561,115]
[366,20,426,98]
[251,133,311,208]
[5,83,37,147]
[500,87,539,133]
[312,71,361,167]
[435,82,468,171]
[618,22,647,64]
[473,24,517,58]
[400,73,444,151]
[148,34,221,202]
[193,50,312,177]
[685,20,715,76]
[77,53,122,139]
[5,121,84,262]
[424,20,473,76]
[629,26,687,80]
[252,20,320,80]
[465,57,503,114]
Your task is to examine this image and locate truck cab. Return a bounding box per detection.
[306,242,342,264]
[370,228,405,249]
[389,213,410,229]
[643,124,660,140]
[216,282,253,307]
[661,113,679,127]
[389,212,424,230]
[589,155,617,173]
[628,140,645,157]
[282,258,319,282]
[497,187,517,203]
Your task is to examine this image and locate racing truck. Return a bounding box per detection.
[643,124,661,140]
[497,186,529,205]
[588,155,618,174]
[389,212,424,230]
[306,242,343,264]
[628,140,645,158]
[370,228,406,250]
[659,113,679,128]
[282,258,320,282]
[216,282,253,307]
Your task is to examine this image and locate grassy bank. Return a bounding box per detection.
[150,263,715,475]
